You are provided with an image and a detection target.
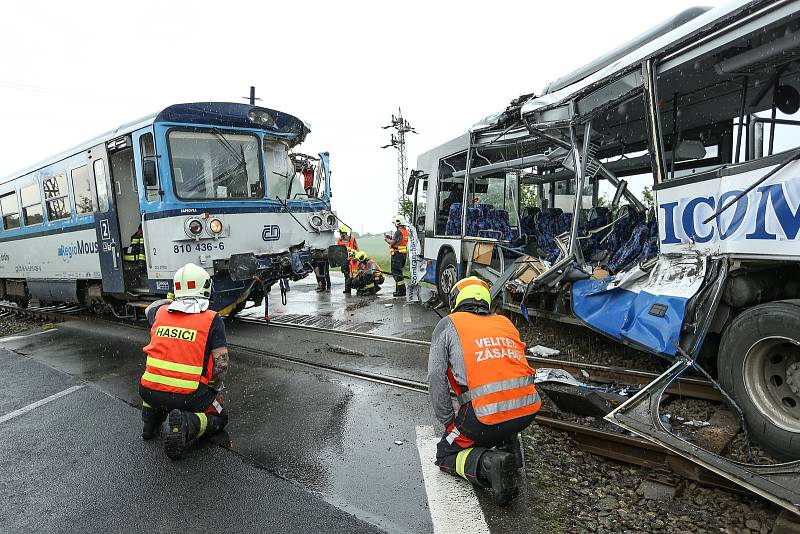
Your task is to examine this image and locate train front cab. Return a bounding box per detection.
[95,103,336,316]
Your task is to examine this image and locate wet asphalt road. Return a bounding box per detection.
[0,280,538,533]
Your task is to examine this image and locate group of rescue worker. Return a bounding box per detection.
[138,218,538,506]
[334,216,408,297]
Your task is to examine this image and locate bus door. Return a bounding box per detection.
[90,141,125,293]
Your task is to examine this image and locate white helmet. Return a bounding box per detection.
[173,263,212,299]
[392,215,404,226]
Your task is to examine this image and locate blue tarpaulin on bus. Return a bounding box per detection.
[572,276,691,357]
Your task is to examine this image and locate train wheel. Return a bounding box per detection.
[718,302,800,460]
[437,251,457,309]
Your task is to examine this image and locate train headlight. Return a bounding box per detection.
[248,108,275,127]
[325,214,337,227]
[208,218,223,234]
[186,219,204,237]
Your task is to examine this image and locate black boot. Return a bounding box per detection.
[343,279,351,294]
[393,284,406,297]
[315,281,325,292]
[164,409,200,460]
[478,450,518,506]
[141,405,165,441]
[497,434,524,469]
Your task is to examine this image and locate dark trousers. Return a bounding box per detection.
[436,401,534,483]
[139,384,228,438]
[391,253,407,286]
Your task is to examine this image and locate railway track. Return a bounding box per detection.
[0,302,741,492]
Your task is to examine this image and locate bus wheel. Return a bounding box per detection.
[437,251,457,308]
[718,302,800,460]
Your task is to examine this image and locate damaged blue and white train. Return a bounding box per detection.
[0,102,337,317]
[412,0,800,513]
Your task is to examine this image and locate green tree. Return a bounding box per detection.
[398,196,414,222]
[642,186,655,210]
[520,184,537,207]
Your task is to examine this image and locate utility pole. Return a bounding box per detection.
[382,109,416,218]
[243,86,261,105]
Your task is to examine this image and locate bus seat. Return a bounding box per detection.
[608,222,650,272]
[466,207,481,236]
[445,203,462,235]
[580,207,612,259]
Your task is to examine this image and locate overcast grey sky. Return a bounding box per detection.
[0,0,721,234]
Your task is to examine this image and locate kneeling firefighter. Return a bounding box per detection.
[139,263,230,460]
[427,277,540,505]
[350,250,384,296]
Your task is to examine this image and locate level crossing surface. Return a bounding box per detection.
[0,313,536,533]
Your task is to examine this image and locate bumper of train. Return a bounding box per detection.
[150,247,327,315]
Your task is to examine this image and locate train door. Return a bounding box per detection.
[106,134,144,290]
[90,141,125,293]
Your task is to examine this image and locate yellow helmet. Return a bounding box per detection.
[355,250,368,262]
[449,276,490,312]
[339,225,350,234]
[392,215,403,226]
[173,263,212,299]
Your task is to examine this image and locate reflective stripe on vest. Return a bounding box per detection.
[140,306,217,394]
[457,375,536,405]
[449,312,541,424]
[391,226,409,255]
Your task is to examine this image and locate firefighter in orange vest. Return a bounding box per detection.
[427,277,540,505]
[139,263,229,460]
[351,250,384,296]
[384,215,409,297]
[337,225,358,294]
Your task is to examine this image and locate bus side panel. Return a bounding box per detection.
[571,254,706,356]
[657,160,800,257]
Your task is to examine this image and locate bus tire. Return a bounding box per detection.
[437,251,457,308]
[718,301,800,460]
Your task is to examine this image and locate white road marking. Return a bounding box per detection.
[415,425,490,534]
[0,385,84,424]
[0,328,58,343]
[403,304,412,324]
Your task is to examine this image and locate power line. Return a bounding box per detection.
[0,79,159,106]
[381,108,416,217]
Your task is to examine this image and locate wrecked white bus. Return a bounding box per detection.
[410,0,800,513]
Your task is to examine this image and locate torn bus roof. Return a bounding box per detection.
[519,0,776,118]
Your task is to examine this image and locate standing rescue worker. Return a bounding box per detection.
[123,224,146,264]
[350,250,384,296]
[384,215,409,297]
[139,263,230,460]
[337,225,358,294]
[427,277,541,505]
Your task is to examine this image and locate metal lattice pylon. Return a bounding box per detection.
[382,109,416,216]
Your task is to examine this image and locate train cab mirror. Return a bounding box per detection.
[143,159,158,188]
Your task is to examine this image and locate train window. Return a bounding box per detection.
[168,130,262,200]
[20,183,43,226]
[140,133,159,202]
[93,159,109,212]
[43,173,72,221]
[71,165,94,215]
[0,192,20,230]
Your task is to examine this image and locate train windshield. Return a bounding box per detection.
[168,130,263,200]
